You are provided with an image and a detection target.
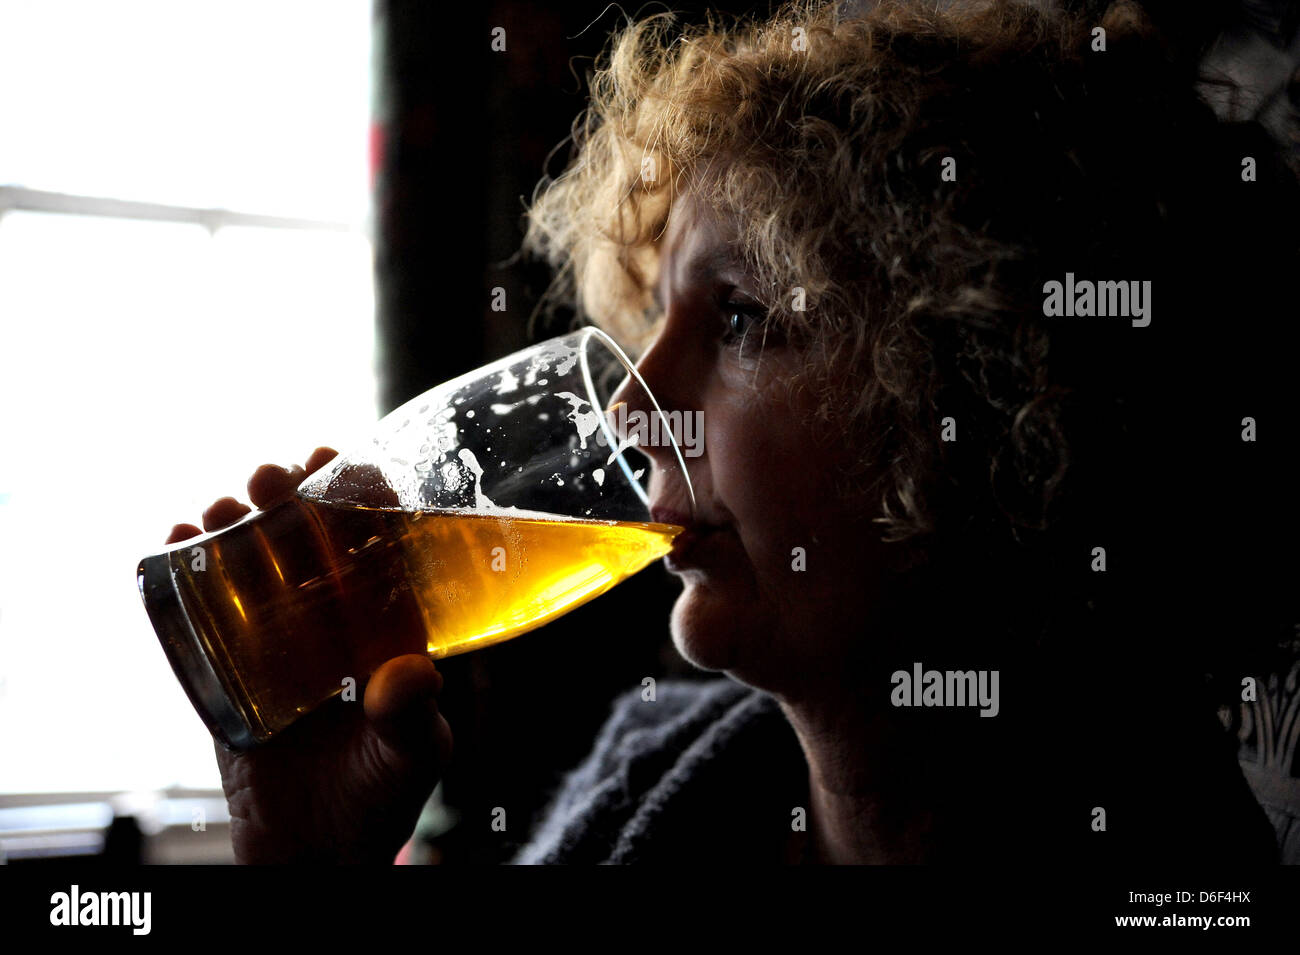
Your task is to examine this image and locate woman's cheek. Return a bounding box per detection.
[751,523,809,603]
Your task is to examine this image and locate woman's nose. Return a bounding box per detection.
[605,329,692,457]
[613,311,698,407]
[603,329,701,515]
[605,367,662,459]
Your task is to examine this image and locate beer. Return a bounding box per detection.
[141,494,680,745]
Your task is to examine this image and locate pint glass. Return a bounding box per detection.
[137,328,697,750]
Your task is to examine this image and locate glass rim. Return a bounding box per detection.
[577,325,698,522]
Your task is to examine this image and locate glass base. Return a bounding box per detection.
[137,552,261,751]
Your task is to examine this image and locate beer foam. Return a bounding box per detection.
[406,503,649,527]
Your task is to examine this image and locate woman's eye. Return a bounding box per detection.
[721,302,767,347]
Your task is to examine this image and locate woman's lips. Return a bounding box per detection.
[664,524,731,572]
[650,507,732,572]
[650,506,693,529]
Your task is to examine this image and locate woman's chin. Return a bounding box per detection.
[668,577,751,673]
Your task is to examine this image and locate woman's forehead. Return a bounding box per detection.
[658,191,747,286]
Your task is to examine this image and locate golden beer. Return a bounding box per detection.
[141,495,680,746]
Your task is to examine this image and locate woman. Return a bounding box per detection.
[174,0,1294,863]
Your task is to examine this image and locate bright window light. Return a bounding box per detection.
[0,1,371,222]
[0,1,376,793]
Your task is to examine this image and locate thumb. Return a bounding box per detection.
[363,655,453,764]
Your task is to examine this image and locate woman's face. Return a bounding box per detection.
[617,188,894,703]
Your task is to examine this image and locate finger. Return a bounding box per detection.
[166,522,203,544]
[364,656,450,759]
[365,655,444,720]
[320,462,401,509]
[202,496,252,532]
[304,446,339,475]
[247,464,307,510]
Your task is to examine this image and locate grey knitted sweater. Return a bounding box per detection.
[509,678,810,864]
[503,675,1281,864]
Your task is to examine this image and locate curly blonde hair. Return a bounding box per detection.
[523,0,1298,560]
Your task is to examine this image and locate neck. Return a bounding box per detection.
[776,675,1013,864]
[767,558,1046,864]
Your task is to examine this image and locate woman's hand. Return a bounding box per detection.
[166,447,454,864]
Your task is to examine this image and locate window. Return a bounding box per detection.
[0,0,376,796]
